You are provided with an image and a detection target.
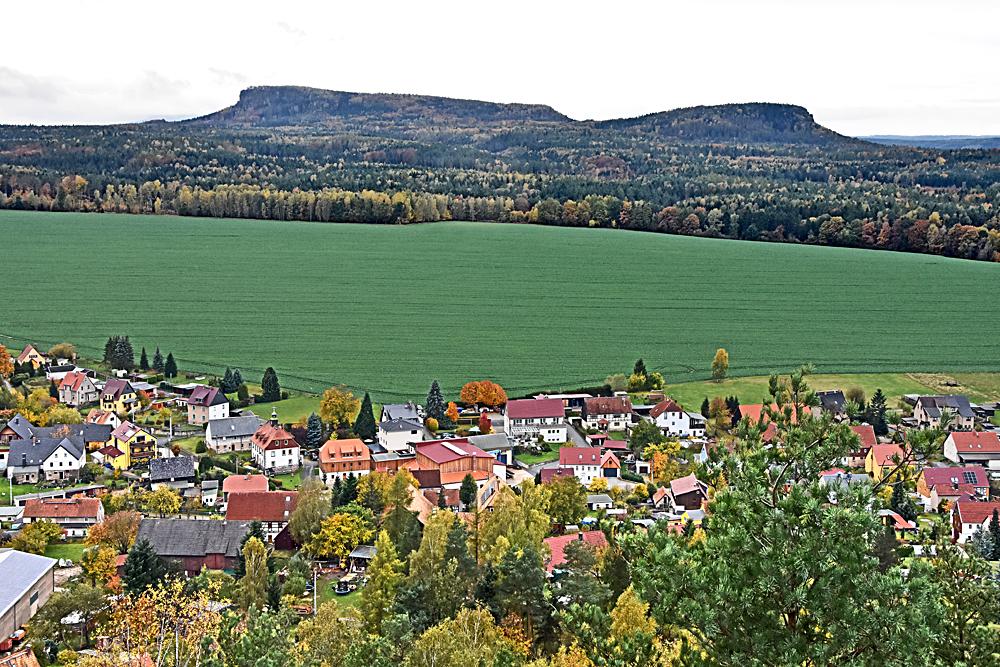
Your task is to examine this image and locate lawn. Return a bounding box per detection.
[244,393,321,423]
[45,542,87,562]
[271,471,304,490]
[516,443,574,465]
[3,210,1000,402]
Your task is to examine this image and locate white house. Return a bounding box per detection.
[649,399,706,437]
[378,418,429,453]
[558,447,620,485]
[206,415,263,453]
[58,371,98,407]
[187,385,230,426]
[250,411,301,474]
[504,398,567,444]
[943,431,1000,464]
[22,497,104,538]
[586,493,614,511]
[582,396,632,431]
[7,436,86,483]
[952,499,1000,543]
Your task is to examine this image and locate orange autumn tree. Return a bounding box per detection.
[459,380,507,408]
[445,401,460,424]
[0,345,13,379]
[478,411,493,434]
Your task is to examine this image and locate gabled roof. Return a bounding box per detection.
[544,531,608,572]
[650,399,684,419]
[379,417,425,433]
[102,378,135,400]
[816,390,847,413]
[252,420,298,451]
[467,433,513,452]
[73,422,114,444]
[188,385,227,407]
[869,443,907,467]
[947,431,1000,453]
[59,371,94,392]
[559,447,602,466]
[319,438,372,468]
[23,497,101,520]
[416,439,493,464]
[506,398,565,420]
[539,467,575,484]
[85,409,118,425]
[16,344,45,363]
[740,403,808,425]
[226,491,298,522]
[583,396,632,416]
[587,493,613,505]
[917,395,974,419]
[954,499,1000,525]
[850,424,878,451]
[3,413,36,440]
[381,402,421,422]
[207,415,263,439]
[9,436,84,466]
[600,451,621,469]
[112,420,152,442]
[222,474,269,495]
[0,548,56,620]
[669,473,706,498]
[922,465,988,488]
[136,518,249,558]
[149,456,196,482]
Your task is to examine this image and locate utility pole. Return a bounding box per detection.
[313,566,318,616]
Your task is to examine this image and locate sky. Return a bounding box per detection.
[2,0,998,136]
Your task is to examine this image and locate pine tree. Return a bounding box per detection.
[261,367,281,402]
[306,413,324,450]
[438,488,447,509]
[113,336,135,370]
[331,476,344,508]
[726,396,742,426]
[342,474,359,505]
[49,380,58,399]
[633,358,647,377]
[152,347,164,372]
[164,353,178,378]
[426,380,445,421]
[869,388,889,437]
[989,509,1000,561]
[354,392,376,441]
[122,538,167,594]
[890,482,917,522]
[103,337,115,366]
[222,368,235,393]
[232,368,243,388]
[139,347,149,370]
[700,397,710,418]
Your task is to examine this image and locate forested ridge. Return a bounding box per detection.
[1,85,998,261]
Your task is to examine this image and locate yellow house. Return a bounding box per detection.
[16,344,48,369]
[865,443,909,483]
[96,444,130,470]
[100,378,139,415]
[110,420,157,467]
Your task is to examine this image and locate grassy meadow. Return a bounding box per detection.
[2,210,1000,402]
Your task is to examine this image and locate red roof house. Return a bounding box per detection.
[944,431,1000,464]
[506,398,565,420]
[544,531,608,572]
[226,490,298,547]
[222,473,269,498]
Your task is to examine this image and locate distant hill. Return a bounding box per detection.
[863,135,1000,150]
[187,85,571,127]
[186,86,854,146]
[592,103,859,146]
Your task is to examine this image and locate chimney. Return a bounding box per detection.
[577,532,584,541]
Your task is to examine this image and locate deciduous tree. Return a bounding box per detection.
[0,345,12,378]
[547,475,587,526]
[711,347,729,381]
[319,385,360,428]
[289,479,331,545]
[459,380,507,408]
[87,509,141,553]
[237,536,269,611]
[306,511,374,561]
[360,530,403,633]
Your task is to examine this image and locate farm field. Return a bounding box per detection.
[2,210,1000,401]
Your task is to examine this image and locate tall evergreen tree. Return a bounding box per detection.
[152,347,164,372]
[103,335,135,370]
[988,509,1000,561]
[49,380,59,399]
[222,367,235,393]
[164,352,178,378]
[306,413,324,450]
[342,473,359,505]
[890,482,917,523]
[122,538,167,594]
[726,395,742,426]
[869,388,889,436]
[232,368,243,388]
[700,397,710,419]
[426,380,445,420]
[331,476,344,508]
[459,473,478,509]
[139,347,149,370]
[261,367,281,402]
[354,392,377,441]
[633,358,647,377]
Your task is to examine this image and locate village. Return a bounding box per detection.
[1,339,1000,665]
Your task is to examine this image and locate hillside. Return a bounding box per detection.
[864,134,1000,150]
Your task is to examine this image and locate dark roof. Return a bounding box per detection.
[3,414,36,440]
[583,396,632,416]
[102,378,134,400]
[8,436,84,466]
[188,385,227,407]
[149,456,196,482]
[379,417,425,433]
[381,402,421,422]
[917,395,975,419]
[71,422,114,443]
[411,469,442,488]
[136,518,250,558]
[207,415,263,439]
[816,390,847,413]
[467,433,512,452]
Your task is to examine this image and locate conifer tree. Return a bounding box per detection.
[122,538,167,594]
[221,368,235,393]
[426,380,445,421]
[139,347,149,370]
[633,358,647,377]
[261,367,281,402]
[152,347,164,372]
[306,413,324,450]
[988,509,1000,561]
[701,397,710,418]
[869,388,889,436]
[49,380,59,399]
[354,392,376,441]
[459,473,478,509]
[232,368,243,388]
[164,353,178,378]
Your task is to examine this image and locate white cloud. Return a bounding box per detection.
[2,0,997,135]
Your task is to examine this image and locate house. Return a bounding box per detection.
[58,371,98,407]
[93,445,129,471]
[226,491,298,546]
[504,398,567,444]
[649,400,705,437]
[878,509,917,533]
[943,431,1000,464]
[201,480,219,507]
[917,466,989,512]
[319,438,372,484]
[0,548,56,639]
[533,393,592,410]
[205,415,263,453]
[813,390,848,420]
[543,530,608,572]
[85,409,121,430]
[582,397,632,431]
[250,411,301,474]
[740,403,809,426]
[413,439,499,487]
[100,378,139,415]
[15,344,47,369]
[845,424,878,467]
[149,456,197,490]
[110,421,157,466]
[22,497,104,538]
[467,432,515,466]
[587,493,614,511]
[45,363,79,383]
[819,469,870,498]
[377,418,429,453]
[73,422,115,452]
[667,474,709,511]
[135,518,250,575]
[951,499,1000,543]
[222,473,269,501]
[7,436,86,483]
[865,443,910,483]
[186,385,230,425]
[540,467,576,484]
[913,395,976,431]
[0,414,34,447]
[380,402,422,423]
[559,447,602,484]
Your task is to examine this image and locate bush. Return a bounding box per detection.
[195,440,207,454]
[280,390,290,400]
[622,470,644,483]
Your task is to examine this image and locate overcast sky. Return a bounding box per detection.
[2,0,997,135]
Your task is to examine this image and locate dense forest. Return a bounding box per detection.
[1,85,998,261]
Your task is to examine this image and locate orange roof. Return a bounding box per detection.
[869,443,907,467]
[948,431,1000,453]
[226,490,298,522]
[59,371,90,391]
[440,469,489,486]
[319,438,371,465]
[252,421,298,451]
[600,451,620,469]
[23,497,102,519]
[0,647,42,667]
[649,399,683,419]
[544,531,608,572]
[850,424,878,451]
[86,409,117,424]
[222,474,269,495]
[741,403,808,425]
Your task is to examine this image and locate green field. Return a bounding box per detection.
[3,210,1000,402]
